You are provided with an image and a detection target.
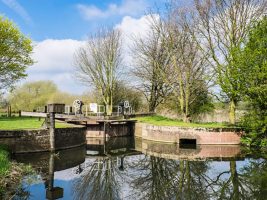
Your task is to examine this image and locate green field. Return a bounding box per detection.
[0,117,74,130]
[135,115,230,128]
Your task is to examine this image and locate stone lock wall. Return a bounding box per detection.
[135,123,242,145]
[0,128,86,153]
[55,128,86,150]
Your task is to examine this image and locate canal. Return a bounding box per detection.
[6,137,267,199]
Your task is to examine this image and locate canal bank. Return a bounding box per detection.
[135,123,242,145]
[0,121,242,154]
[0,128,86,153]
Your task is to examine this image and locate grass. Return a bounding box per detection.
[0,116,75,130]
[0,145,10,177]
[135,115,230,128]
[0,145,35,198]
[0,145,10,196]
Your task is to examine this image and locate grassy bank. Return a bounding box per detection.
[0,116,75,130]
[0,145,12,196]
[0,145,10,195]
[135,115,230,128]
[0,145,33,198]
[0,145,10,177]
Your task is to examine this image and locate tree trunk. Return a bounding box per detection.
[7,105,11,117]
[230,161,240,200]
[105,95,113,116]
[106,105,112,116]
[184,71,190,123]
[149,102,156,112]
[149,82,156,112]
[229,99,236,124]
[183,114,190,123]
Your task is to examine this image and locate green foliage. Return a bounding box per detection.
[9,81,58,111]
[217,46,244,102]
[0,145,10,196]
[0,16,33,91]
[112,81,144,112]
[157,85,214,119]
[93,81,145,112]
[239,17,267,110]
[188,86,214,116]
[238,17,267,147]
[135,115,228,128]
[241,111,267,147]
[0,145,10,176]
[8,80,78,111]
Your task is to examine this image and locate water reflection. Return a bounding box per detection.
[73,157,123,200]
[45,154,64,200]
[128,157,210,200]
[8,137,267,200]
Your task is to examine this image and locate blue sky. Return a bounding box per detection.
[0,0,166,40]
[0,0,190,94]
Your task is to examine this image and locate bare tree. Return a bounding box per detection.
[74,28,122,115]
[132,15,172,112]
[193,0,267,124]
[162,7,211,122]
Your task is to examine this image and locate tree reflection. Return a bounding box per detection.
[129,156,178,199]
[174,160,211,200]
[71,153,267,200]
[237,158,267,199]
[204,159,267,200]
[211,161,244,199]
[128,155,211,200]
[73,157,124,200]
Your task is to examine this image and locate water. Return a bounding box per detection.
[10,137,267,200]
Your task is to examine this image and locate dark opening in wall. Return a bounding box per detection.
[180,139,197,149]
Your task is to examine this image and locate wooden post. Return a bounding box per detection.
[103,122,106,141]
[103,122,107,154]
[49,113,55,152]
[47,104,65,152]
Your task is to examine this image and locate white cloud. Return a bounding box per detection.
[24,39,87,94]
[30,39,84,73]
[77,0,148,20]
[23,15,154,94]
[1,0,32,24]
[115,14,159,67]
[115,14,157,44]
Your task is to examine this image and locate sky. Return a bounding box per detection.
[0,0,190,94]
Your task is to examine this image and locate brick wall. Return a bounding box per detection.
[0,128,86,153]
[135,123,242,145]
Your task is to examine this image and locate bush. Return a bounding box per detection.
[241,111,267,147]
